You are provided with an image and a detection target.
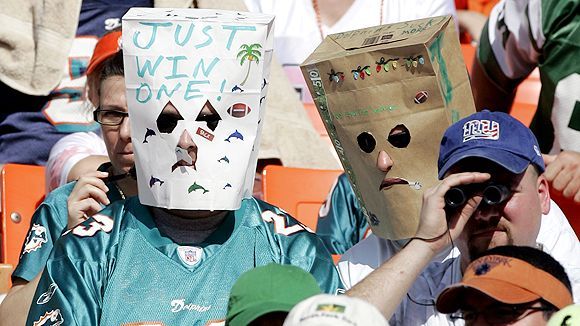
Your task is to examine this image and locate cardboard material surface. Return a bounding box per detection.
[302,16,475,239]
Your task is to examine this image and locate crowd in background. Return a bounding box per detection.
[0,0,578,325]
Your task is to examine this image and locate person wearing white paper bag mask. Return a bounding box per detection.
[134,94,260,211]
[124,13,266,210]
[25,9,342,326]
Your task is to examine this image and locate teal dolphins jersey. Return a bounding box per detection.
[316,173,371,255]
[478,0,580,153]
[13,180,123,282]
[26,197,341,326]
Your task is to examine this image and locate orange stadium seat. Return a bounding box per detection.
[511,69,541,127]
[262,165,342,232]
[461,43,476,74]
[0,164,46,271]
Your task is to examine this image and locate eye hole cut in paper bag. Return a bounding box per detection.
[301,16,475,240]
[123,8,274,210]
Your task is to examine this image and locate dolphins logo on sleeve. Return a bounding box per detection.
[23,224,48,254]
[37,283,58,305]
[32,309,64,326]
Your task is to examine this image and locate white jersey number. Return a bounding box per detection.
[72,214,114,237]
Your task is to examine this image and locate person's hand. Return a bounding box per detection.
[414,172,491,254]
[67,171,111,229]
[543,151,580,203]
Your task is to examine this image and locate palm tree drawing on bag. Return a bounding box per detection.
[237,43,262,86]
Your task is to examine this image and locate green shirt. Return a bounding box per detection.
[13,180,123,282]
[478,0,580,153]
[27,197,341,325]
[316,173,370,255]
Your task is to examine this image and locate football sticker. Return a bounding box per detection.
[227,103,252,118]
[414,91,429,104]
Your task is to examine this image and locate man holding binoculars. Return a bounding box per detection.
[343,110,580,323]
[444,183,511,208]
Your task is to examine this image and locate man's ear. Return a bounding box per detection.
[537,174,551,215]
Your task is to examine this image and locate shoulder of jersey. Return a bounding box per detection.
[43,182,76,203]
[252,198,314,235]
[56,199,132,260]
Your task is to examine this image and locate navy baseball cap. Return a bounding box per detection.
[438,110,545,179]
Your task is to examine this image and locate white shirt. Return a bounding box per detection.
[338,200,580,325]
[243,0,457,103]
[244,0,457,65]
[45,131,107,191]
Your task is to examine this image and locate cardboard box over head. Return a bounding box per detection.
[301,15,475,240]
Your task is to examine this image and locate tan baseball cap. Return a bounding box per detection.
[283,294,388,326]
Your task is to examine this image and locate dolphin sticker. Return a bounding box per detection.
[143,128,156,143]
[231,85,244,93]
[260,96,266,105]
[188,182,209,194]
[149,176,165,187]
[223,183,232,189]
[218,156,230,164]
[225,130,244,142]
[262,78,268,90]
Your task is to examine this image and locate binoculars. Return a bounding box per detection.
[444,183,511,208]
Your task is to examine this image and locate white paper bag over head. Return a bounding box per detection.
[123,8,274,210]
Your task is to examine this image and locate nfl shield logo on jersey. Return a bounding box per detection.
[177,246,203,267]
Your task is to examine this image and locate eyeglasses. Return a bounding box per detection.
[455,301,555,324]
[94,108,129,126]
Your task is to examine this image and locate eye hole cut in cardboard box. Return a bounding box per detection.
[301,16,475,240]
